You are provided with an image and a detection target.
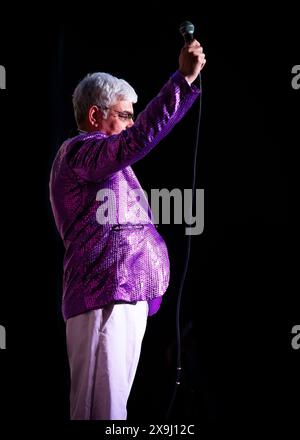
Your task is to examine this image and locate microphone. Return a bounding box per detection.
[179,20,195,43]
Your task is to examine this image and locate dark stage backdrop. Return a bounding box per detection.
[0,5,299,437]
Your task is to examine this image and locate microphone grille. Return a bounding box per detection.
[179,21,195,36]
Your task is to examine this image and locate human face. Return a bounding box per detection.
[99,100,134,135]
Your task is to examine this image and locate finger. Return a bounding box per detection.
[188,47,204,55]
[186,39,201,48]
[193,49,205,57]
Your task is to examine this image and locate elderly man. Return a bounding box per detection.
[49,39,206,420]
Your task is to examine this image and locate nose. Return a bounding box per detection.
[126,119,134,128]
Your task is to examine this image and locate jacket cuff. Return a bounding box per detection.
[171,70,201,94]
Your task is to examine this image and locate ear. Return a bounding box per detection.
[88,105,102,128]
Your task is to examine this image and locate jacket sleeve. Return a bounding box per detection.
[66,70,200,182]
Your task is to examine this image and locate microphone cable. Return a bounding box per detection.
[166,69,203,420]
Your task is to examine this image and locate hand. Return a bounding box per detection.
[178,39,206,85]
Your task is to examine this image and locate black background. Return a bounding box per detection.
[0,3,299,436]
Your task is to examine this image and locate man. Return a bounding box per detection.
[49,39,206,420]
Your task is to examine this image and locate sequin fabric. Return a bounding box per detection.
[49,71,200,320]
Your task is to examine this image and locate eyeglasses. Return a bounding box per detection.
[110,109,135,121]
[97,105,134,121]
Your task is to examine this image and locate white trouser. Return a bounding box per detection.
[66,301,148,420]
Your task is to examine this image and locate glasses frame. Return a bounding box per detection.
[96,105,134,121]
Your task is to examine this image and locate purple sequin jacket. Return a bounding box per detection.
[49,70,200,321]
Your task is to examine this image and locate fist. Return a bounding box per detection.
[179,39,206,84]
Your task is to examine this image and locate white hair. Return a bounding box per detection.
[72,72,138,126]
